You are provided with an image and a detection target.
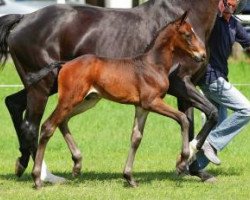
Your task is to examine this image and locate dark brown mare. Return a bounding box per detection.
[0,0,227,182]
[32,12,206,188]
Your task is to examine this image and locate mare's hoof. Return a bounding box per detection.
[15,157,26,177]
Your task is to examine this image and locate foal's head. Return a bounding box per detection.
[151,11,206,63]
[170,11,206,62]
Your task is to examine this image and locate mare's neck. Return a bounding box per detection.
[137,0,220,42]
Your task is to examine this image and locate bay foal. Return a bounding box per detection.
[32,12,206,188]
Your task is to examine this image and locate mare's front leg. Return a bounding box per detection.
[123,106,149,187]
[143,98,190,174]
[24,85,50,152]
[177,98,194,142]
[168,75,218,161]
[177,99,198,163]
[5,87,62,183]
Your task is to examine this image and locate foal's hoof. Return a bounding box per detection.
[123,174,138,188]
[176,156,189,175]
[15,157,26,177]
[72,167,81,178]
[176,163,189,175]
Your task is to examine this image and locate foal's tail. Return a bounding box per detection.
[0,14,24,68]
[26,61,66,86]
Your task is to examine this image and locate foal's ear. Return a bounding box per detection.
[180,10,189,24]
[177,10,189,27]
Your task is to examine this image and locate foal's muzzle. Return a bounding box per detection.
[193,52,206,62]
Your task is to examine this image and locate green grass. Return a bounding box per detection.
[0,59,250,200]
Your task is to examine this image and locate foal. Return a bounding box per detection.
[32,12,206,188]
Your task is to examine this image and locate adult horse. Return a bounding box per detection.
[0,0,225,183]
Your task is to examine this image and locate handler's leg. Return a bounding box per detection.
[196,77,250,169]
[201,77,250,151]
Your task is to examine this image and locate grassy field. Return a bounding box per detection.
[0,59,249,200]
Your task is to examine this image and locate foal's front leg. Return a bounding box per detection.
[144,98,190,174]
[123,106,149,187]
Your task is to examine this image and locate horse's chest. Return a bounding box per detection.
[144,72,169,94]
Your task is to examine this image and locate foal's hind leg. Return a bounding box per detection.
[123,106,149,187]
[32,119,58,188]
[59,121,82,177]
[32,104,73,188]
[32,95,100,188]
[59,96,101,177]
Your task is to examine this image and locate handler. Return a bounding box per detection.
[190,0,250,180]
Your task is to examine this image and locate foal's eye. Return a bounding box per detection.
[184,33,191,40]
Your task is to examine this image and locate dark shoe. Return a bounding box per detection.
[202,141,221,165]
[190,170,217,183]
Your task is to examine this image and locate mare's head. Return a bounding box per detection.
[169,11,206,62]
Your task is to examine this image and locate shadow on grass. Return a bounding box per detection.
[0,170,181,182]
[0,165,242,187]
[0,173,32,182]
[58,170,186,183]
[208,167,242,177]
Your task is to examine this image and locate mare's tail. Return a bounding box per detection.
[0,14,23,68]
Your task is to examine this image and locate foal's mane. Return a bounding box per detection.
[145,11,189,52]
[144,18,179,53]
